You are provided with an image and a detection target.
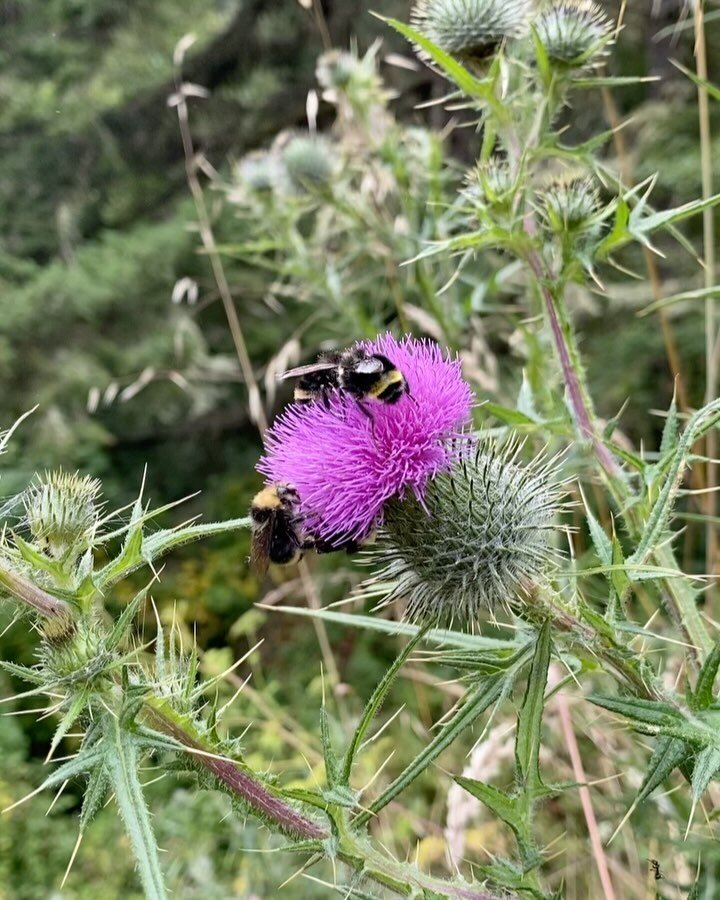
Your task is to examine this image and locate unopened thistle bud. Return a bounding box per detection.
[534,0,613,69]
[367,441,567,628]
[539,173,600,234]
[41,616,105,681]
[24,471,101,559]
[237,151,278,192]
[463,159,516,214]
[411,0,534,71]
[276,132,335,193]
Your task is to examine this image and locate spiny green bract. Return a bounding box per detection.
[410,0,534,70]
[533,0,613,68]
[24,471,102,560]
[367,440,567,628]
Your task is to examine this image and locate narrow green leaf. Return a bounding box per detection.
[670,59,720,102]
[106,585,150,651]
[455,777,523,833]
[634,191,720,238]
[106,718,167,899]
[610,534,631,603]
[588,695,683,729]
[48,690,89,760]
[692,747,720,803]
[516,623,551,795]
[79,763,109,831]
[342,628,426,783]
[483,402,541,428]
[630,398,720,566]
[595,196,630,259]
[141,518,251,565]
[635,737,689,807]
[571,75,660,88]
[320,707,341,789]
[659,392,679,460]
[584,505,612,567]
[378,16,494,100]
[355,643,534,826]
[0,659,45,684]
[270,605,520,651]
[94,524,143,591]
[691,641,720,711]
[34,746,106,795]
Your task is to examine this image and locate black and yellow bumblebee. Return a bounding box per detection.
[249,482,372,574]
[278,348,407,406]
[249,483,305,575]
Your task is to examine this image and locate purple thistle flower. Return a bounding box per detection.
[258,334,474,543]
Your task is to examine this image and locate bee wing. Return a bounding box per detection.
[353,357,384,374]
[276,362,338,381]
[249,523,271,575]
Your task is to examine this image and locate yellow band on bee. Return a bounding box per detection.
[368,370,403,398]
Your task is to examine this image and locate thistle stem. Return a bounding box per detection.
[143,697,328,841]
[0,562,72,619]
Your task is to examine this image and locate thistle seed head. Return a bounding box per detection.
[367,440,567,628]
[24,471,102,559]
[534,0,613,69]
[411,0,535,71]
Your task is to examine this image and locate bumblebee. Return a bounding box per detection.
[249,483,304,575]
[279,348,407,406]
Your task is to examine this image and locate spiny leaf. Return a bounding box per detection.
[630,397,720,566]
[690,641,720,711]
[515,623,551,798]
[377,16,496,101]
[79,763,109,831]
[454,777,523,836]
[106,716,166,899]
[635,737,689,808]
[342,628,426,783]
[106,585,150,651]
[320,706,341,789]
[355,642,535,826]
[0,659,45,684]
[48,689,89,760]
[659,391,680,460]
[270,604,520,651]
[691,747,720,804]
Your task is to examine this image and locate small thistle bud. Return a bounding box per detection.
[42,617,105,681]
[411,0,534,71]
[367,441,566,628]
[539,173,600,234]
[316,50,361,92]
[462,159,516,213]
[534,0,613,69]
[275,132,335,193]
[24,471,102,559]
[236,151,278,192]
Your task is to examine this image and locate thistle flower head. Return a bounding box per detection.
[367,440,567,628]
[275,131,336,193]
[534,0,613,69]
[411,0,534,70]
[462,159,516,213]
[258,334,474,543]
[539,172,600,233]
[24,471,102,559]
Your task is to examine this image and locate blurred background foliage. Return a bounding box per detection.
[1,0,719,896]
